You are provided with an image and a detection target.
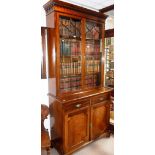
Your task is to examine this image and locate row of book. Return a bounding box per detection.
[86,59,100,73]
[86,42,100,55]
[60,40,81,56]
[60,60,81,76]
[106,70,114,78]
[106,61,114,68]
[109,62,114,69]
[107,53,114,60]
[105,37,114,46]
[86,54,101,60]
[85,74,98,87]
[59,17,81,38]
[108,45,114,52]
[60,74,101,91]
[106,63,114,69]
[60,77,81,92]
[105,38,112,46]
[106,79,114,86]
[60,40,101,57]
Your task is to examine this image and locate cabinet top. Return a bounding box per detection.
[43,0,107,19]
[48,87,113,103]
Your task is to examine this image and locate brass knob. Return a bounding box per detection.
[75,104,81,108]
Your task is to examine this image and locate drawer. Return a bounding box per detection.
[91,93,110,104]
[63,99,90,112]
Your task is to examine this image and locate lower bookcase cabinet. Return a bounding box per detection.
[49,87,112,155]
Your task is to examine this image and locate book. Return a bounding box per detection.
[60,76,81,92]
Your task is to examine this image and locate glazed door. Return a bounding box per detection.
[64,106,90,152]
[58,15,82,93]
[90,101,110,140]
[85,20,103,89]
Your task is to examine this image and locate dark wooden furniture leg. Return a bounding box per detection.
[47,147,50,155]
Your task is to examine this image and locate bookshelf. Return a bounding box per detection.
[54,15,104,94]
[43,1,113,154]
[105,36,114,87]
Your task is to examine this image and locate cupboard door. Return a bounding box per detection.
[64,106,90,152]
[85,21,103,88]
[91,101,110,140]
[59,15,82,93]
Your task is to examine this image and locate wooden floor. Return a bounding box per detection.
[41,135,114,155]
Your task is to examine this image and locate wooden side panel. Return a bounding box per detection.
[46,12,55,28]
[41,27,47,79]
[47,28,56,78]
[64,106,90,153]
[91,101,110,140]
[51,100,63,139]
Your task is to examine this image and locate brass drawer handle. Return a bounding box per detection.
[75,104,81,108]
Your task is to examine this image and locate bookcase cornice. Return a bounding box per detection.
[43,0,107,19]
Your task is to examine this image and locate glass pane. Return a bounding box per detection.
[59,16,82,93]
[59,16,81,39]
[85,21,102,88]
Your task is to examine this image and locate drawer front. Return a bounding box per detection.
[91,93,110,104]
[64,99,90,112]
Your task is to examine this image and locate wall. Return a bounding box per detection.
[105,16,114,30]
[41,0,48,26]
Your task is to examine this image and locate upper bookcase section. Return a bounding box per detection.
[43,0,107,21]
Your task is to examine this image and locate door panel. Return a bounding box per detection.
[91,101,110,140]
[64,106,89,152]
